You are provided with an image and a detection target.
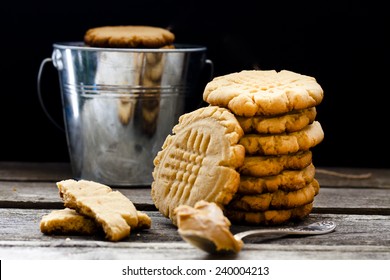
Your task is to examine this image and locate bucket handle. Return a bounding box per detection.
[37,58,65,132]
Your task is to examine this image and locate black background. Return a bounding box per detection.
[1,0,388,168]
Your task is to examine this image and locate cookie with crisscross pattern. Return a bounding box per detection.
[203,70,323,117]
[151,106,245,224]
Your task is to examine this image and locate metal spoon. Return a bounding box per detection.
[179,220,336,254]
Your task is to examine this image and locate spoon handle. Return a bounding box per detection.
[234,221,336,240]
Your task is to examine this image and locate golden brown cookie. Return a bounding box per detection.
[228,179,319,212]
[224,203,314,225]
[40,208,151,237]
[238,163,316,195]
[236,107,317,134]
[84,25,175,48]
[239,121,324,156]
[40,208,98,235]
[57,179,149,241]
[238,150,312,177]
[151,106,245,225]
[203,70,323,117]
[136,211,152,230]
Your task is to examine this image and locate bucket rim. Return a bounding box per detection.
[52,42,207,53]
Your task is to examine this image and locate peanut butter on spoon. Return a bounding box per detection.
[175,201,337,255]
[174,200,243,254]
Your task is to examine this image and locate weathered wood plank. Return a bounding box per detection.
[1,209,389,247]
[315,167,390,188]
[1,162,389,261]
[0,181,154,210]
[1,211,389,260]
[0,162,72,181]
[313,188,390,215]
[1,162,389,189]
[1,242,389,260]
[1,182,389,213]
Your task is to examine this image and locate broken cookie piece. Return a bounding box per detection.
[40,208,99,235]
[56,179,151,241]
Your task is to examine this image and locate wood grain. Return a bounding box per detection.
[1,162,389,260]
[1,209,389,259]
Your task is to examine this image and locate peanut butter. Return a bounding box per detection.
[175,200,243,253]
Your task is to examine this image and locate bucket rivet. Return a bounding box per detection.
[52,49,63,70]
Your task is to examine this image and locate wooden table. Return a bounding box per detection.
[0,162,389,260]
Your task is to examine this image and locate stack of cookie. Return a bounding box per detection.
[203,69,324,225]
[151,69,324,226]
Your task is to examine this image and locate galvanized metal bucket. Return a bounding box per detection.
[38,42,212,186]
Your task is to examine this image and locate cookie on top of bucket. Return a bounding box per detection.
[84,25,175,48]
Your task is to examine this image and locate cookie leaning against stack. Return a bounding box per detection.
[203,69,324,225]
[151,106,245,225]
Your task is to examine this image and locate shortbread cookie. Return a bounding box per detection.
[136,211,153,230]
[40,208,151,237]
[238,150,312,177]
[84,25,175,48]
[238,163,315,195]
[57,179,146,241]
[236,107,317,134]
[203,70,323,117]
[224,203,313,225]
[239,121,324,155]
[40,208,98,235]
[228,179,319,212]
[151,106,245,224]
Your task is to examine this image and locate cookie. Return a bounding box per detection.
[236,107,317,134]
[239,121,324,155]
[40,208,151,237]
[203,70,323,117]
[57,179,149,241]
[238,163,316,195]
[151,106,245,224]
[40,208,98,235]
[238,150,312,177]
[224,203,314,225]
[136,211,153,230]
[228,179,319,212]
[84,25,175,48]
